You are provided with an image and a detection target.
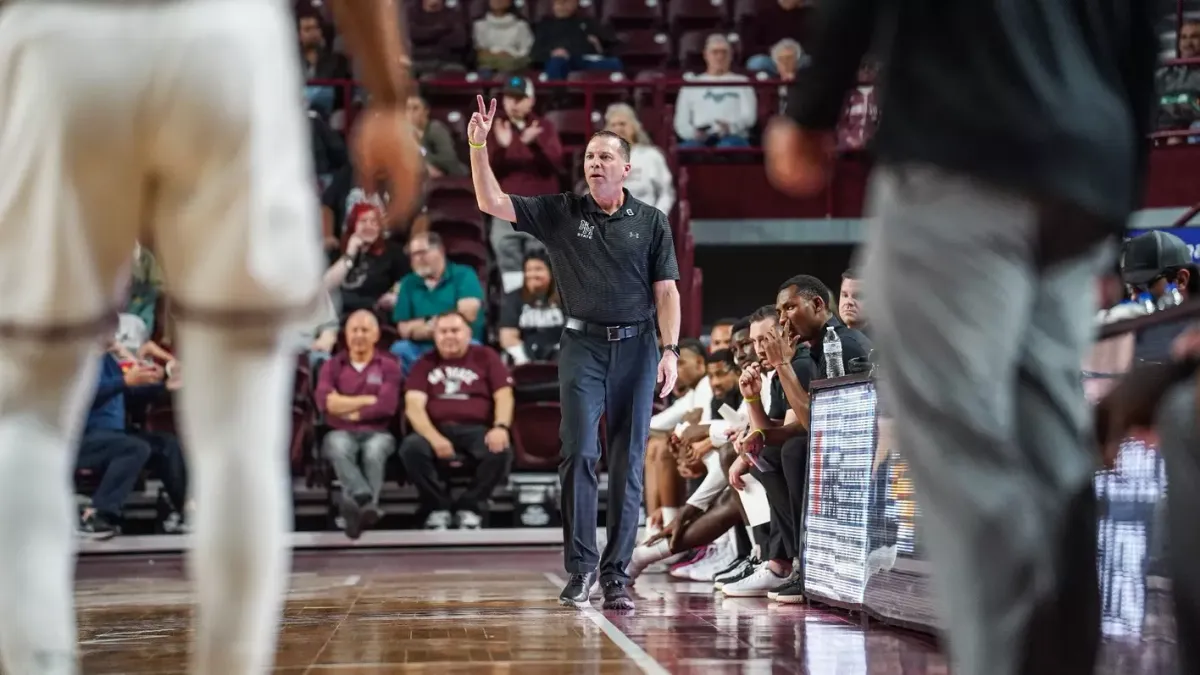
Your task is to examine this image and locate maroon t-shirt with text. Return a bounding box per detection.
[406,345,513,427]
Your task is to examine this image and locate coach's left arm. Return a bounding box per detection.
[654,280,680,348]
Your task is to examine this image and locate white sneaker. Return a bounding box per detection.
[866,544,897,579]
[675,536,738,581]
[425,510,452,530]
[628,540,671,580]
[722,563,789,597]
[455,510,483,530]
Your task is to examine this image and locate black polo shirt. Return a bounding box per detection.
[768,316,873,422]
[509,189,679,325]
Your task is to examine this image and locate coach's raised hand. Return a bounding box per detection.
[467,95,497,146]
[467,95,518,222]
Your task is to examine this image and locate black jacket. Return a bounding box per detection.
[788,0,1161,223]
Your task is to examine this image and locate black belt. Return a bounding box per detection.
[564,317,653,342]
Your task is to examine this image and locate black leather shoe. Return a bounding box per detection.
[601,579,635,610]
[558,571,597,607]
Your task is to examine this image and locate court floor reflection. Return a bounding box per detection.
[72,547,1174,674]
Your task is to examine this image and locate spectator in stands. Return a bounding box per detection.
[1156,20,1200,140]
[123,243,162,341]
[488,76,561,291]
[390,232,486,374]
[709,317,737,353]
[837,62,880,151]
[532,0,621,80]
[744,0,815,72]
[290,289,340,385]
[77,346,187,539]
[675,35,757,149]
[298,9,349,80]
[323,202,408,317]
[406,94,468,178]
[321,163,389,256]
[499,250,564,365]
[400,312,514,530]
[604,103,675,216]
[315,311,402,540]
[310,106,348,186]
[473,0,534,76]
[643,339,709,542]
[759,38,806,114]
[408,0,469,76]
[838,268,867,335]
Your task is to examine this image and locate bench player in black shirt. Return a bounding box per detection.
[467,96,681,610]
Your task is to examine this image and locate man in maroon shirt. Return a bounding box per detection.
[315,310,403,540]
[400,311,515,530]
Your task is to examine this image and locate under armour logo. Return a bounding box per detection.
[626,209,634,216]
[577,220,594,239]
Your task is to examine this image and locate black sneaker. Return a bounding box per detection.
[773,577,806,604]
[713,558,758,590]
[340,493,372,540]
[712,555,748,580]
[601,579,635,611]
[766,572,799,600]
[558,571,598,608]
[79,513,119,541]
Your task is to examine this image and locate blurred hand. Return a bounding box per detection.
[715,120,731,136]
[586,35,603,53]
[647,507,664,531]
[657,351,678,398]
[764,117,836,198]
[124,364,164,386]
[344,233,366,257]
[520,121,543,145]
[743,428,766,455]
[430,434,455,460]
[427,164,444,179]
[350,105,424,226]
[738,362,763,398]
[644,519,675,546]
[485,427,510,453]
[467,95,498,146]
[728,455,750,490]
[551,48,570,59]
[1171,326,1200,361]
[762,322,796,368]
[376,291,398,310]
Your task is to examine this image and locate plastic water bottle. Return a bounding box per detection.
[1138,292,1156,314]
[824,326,845,378]
[1156,283,1184,311]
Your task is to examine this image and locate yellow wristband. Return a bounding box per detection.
[744,396,760,403]
[750,428,765,441]
[468,139,486,149]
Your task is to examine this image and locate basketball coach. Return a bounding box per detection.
[467,96,681,610]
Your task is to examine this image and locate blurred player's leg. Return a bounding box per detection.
[862,164,1108,675]
[0,4,150,672]
[0,340,99,675]
[172,324,294,674]
[142,3,325,671]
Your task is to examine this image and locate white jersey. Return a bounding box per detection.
[0,0,323,333]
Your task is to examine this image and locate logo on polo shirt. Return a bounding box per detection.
[577,220,594,240]
[626,208,634,216]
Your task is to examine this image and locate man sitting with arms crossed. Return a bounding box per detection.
[399,311,515,530]
[315,310,403,540]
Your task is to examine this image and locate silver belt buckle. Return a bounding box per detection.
[605,325,622,341]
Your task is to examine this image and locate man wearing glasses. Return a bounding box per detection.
[390,231,486,374]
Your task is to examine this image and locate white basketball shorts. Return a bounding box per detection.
[0,0,324,337]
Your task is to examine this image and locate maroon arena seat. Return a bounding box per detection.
[543,108,601,150]
[602,0,664,30]
[529,0,597,20]
[511,362,560,387]
[512,401,562,470]
[615,30,673,71]
[668,0,730,33]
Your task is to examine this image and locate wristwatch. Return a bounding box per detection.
[663,344,680,356]
[493,423,510,431]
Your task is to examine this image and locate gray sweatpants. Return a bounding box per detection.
[860,164,1113,675]
[1154,380,1200,675]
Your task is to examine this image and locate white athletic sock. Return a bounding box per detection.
[0,339,100,675]
[175,324,294,675]
[661,506,679,526]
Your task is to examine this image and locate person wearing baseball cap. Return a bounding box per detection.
[488,74,564,292]
[1121,230,1196,301]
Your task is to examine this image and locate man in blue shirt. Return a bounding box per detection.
[77,350,186,539]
